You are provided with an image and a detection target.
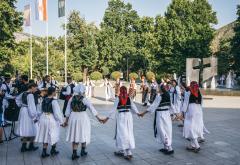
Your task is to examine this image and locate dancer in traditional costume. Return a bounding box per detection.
[64,84,103,160]
[128,78,137,101]
[85,77,95,98]
[140,76,149,106]
[140,84,174,155]
[149,78,158,104]
[16,83,39,152]
[181,81,204,153]
[113,77,122,97]
[35,87,64,158]
[100,78,113,101]
[169,80,182,120]
[103,86,140,160]
[38,75,58,90]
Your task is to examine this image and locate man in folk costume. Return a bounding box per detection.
[114,77,122,97]
[35,87,64,158]
[16,83,39,152]
[140,84,174,155]
[61,77,75,117]
[38,75,58,90]
[149,78,158,104]
[181,81,205,153]
[169,79,182,120]
[100,78,113,101]
[103,86,140,160]
[140,76,149,106]
[64,84,104,160]
[128,78,137,101]
[1,74,15,125]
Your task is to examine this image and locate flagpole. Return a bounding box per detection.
[46,2,49,75]
[64,0,67,83]
[30,5,33,79]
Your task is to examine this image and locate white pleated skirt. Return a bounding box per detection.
[66,111,91,144]
[156,111,172,146]
[17,107,37,137]
[35,113,60,145]
[183,103,204,139]
[115,112,135,150]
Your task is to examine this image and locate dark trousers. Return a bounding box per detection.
[63,100,68,117]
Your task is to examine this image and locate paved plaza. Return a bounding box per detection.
[1,87,240,165]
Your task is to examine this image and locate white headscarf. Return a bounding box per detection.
[73,84,86,95]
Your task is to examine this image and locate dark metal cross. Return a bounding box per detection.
[193,58,211,87]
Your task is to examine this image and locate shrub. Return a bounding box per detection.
[90,71,103,80]
[111,71,121,80]
[146,71,155,81]
[72,71,83,82]
[129,72,138,80]
[101,66,109,76]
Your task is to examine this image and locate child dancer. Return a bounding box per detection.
[35,87,64,158]
[64,84,103,160]
[103,86,140,160]
[140,84,174,155]
[128,78,137,101]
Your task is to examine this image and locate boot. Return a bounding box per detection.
[72,149,80,160]
[41,148,50,158]
[80,147,88,156]
[50,145,59,156]
[21,143,27,152]
[28,142,39,151]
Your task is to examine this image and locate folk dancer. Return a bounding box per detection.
[61,77,75,116]
[16,83,39,152]
[149,78,158,104]
[35,87,64,158]
[103,86,140,160]
[38,75,58,90]
[64,84,104,160]
[85,77,95,98]
[128,78,137,101]
[181,81,205,153]
[140,76,149,106]
[100,78,113,101]
[139,84,174,155]
[113,77,122,97]
[169,80,182,121]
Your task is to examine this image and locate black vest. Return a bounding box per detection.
[71,95,87,112]
[3,82,10,93]
[158,92,171,108]
[42,97,54,113]
[189,91,202,104]
[22,92,31,105]
[117,97,131,110]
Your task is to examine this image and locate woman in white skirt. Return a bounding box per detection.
[103,86,140,160]
[17,83,39,152]
[35,87,64,158]
[181,81,204,153]
[64,84,103,160]
[100,78,113,101]
[140,84,174,155]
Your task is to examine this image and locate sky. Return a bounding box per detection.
[16,0,240,37]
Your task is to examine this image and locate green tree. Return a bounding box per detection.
[231,5,240,74]
[0,0,23,74]
[67,11,99,81]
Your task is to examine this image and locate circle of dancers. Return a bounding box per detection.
[0,73,209,160]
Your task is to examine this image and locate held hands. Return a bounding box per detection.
[138,111,147,118]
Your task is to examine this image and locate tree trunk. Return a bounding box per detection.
[83,67,88,83]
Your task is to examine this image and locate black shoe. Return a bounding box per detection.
[28,143,39,151]
[143,103,147,106]
[198,139,205,143]
[114,151,124,157]
[72,154,80,160]
[0,140,3,144]
[50,146,59,156]
[159,148,168,153]
[164,150,174,155]
[21,143,27,153]
[81,149,88,156]
[41,150,50,158]
[193,148,201,153]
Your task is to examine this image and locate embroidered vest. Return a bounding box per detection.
[117,97,131,110]
[42,97,54,113]
[71,95,87,112]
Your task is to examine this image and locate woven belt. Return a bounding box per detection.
[156,108,168,111]
[118,110,130,113]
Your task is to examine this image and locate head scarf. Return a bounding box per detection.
[119,86,128,105]
[190,81,199,97]
[73,84,86,95]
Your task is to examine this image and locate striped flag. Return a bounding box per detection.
[35,0,48,21]
[24,5,31,26]
[58,0,65,17]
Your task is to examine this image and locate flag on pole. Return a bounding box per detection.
[35,0,48,21]
[24,5,31,26]
[58,0,65,17]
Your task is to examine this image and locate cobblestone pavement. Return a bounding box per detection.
[1,87,240,165]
